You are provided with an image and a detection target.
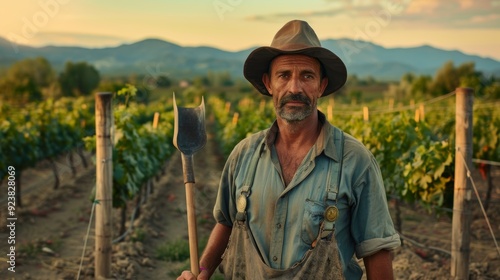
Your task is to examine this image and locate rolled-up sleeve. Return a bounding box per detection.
[351,155,401,258]
[356,235,401,258]
[213,151,237,227]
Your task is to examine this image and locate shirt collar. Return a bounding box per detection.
[264,111,339,162]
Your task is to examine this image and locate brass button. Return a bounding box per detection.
[324,206,339,222]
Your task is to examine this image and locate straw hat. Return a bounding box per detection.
[243,20,347,97]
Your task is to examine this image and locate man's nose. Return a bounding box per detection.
[288,76,302,94]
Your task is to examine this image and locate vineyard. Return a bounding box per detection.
[0,86,499,279]
[212,91,500,210]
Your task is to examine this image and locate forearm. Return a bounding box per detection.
[199,223,232,276]
[363,249,395,280]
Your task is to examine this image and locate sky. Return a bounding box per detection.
[1,0,500,60]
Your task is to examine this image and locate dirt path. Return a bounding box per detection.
[0,151,97,280]
[129,130,225,279]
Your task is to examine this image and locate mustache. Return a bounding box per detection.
[279,94,311,107]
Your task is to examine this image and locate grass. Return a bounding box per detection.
[131,227,146,242]
[158,236,226,279]
[18,241,41,257]
[18,237,62,257]
[155,236,209,261]
[155,239,191,262]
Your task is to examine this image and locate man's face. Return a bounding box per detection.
[263,54,328,122]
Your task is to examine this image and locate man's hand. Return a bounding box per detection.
[177,269,210,280]
[177,223,232,280]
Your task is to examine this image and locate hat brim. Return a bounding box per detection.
[243,46,347,97]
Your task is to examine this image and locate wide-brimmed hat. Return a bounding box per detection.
[244,20,347,97]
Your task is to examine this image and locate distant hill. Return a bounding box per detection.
[322,39,500,80]
[1,37,499,81]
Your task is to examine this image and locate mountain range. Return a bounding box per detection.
[1,36,499,81]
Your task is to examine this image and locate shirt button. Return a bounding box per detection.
[273,256,278,262]
[277,223,281,229]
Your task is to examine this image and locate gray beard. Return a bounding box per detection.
[276,94,314,122]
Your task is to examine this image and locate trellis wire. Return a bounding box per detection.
[458,148,500,257]
[77,199,98,280]
[472,158,500,167]
[331,90,457,115]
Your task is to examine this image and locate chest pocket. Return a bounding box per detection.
[301,199,328,245]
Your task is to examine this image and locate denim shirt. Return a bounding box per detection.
[214,111,401,279]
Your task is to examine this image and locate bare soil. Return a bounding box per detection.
[0,134,499,279]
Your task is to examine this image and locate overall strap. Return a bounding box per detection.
[235,137,266,222]
[322,126,345,236]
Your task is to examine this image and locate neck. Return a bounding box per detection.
[276,112,321,149]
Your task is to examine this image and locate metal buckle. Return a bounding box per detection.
[236,194,247,213]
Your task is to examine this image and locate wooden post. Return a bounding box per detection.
[153,112,160,129]
[232,112,239,126]
[151,112,160,195]
[95,92,113,279]
[259,100,266,111]
[419,103,425,122]
[328,98,335,122]
[327,105,333,122]
[363,106,369,122]
[451,87,474,280]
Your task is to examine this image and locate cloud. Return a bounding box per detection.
[402,0,500,28]
[405,0,441,13]
[248,0,500,29]
[244,1,409,23]
[245,7,348,22]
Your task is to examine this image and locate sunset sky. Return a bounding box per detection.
[2,0,500,60]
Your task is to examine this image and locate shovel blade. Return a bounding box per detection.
[173,93,207,156]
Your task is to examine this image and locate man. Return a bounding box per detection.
[178,19,400,280]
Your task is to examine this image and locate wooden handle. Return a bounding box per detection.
[185,182,199,276]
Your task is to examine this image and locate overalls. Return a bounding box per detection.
[219,127,346,279]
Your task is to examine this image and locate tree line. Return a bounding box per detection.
[0,57,100,105]
[1,56,498,106]
[386,61,500,101]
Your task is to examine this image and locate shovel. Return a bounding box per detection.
[173,93,207,276]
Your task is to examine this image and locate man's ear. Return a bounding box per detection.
[319,77,328,97]
[262,73,272,95]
